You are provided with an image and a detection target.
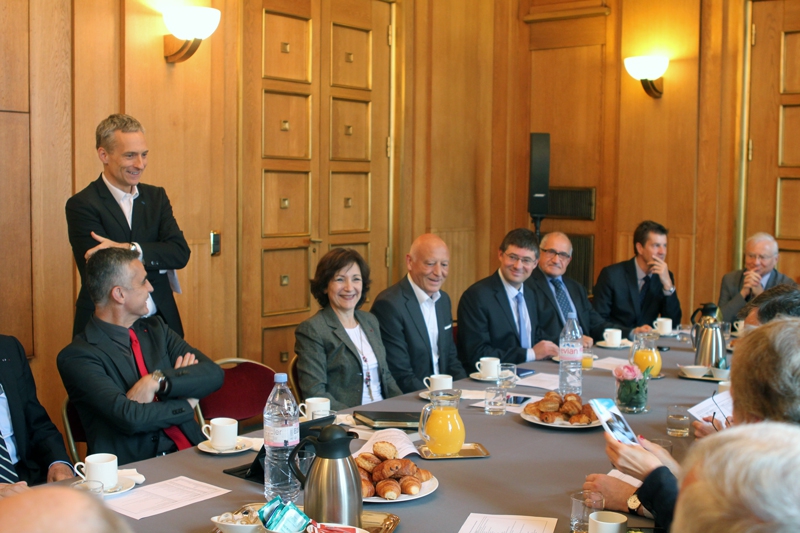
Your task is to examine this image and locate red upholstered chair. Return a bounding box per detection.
[287,355,303,403]
[196,358,276,434]
[62,397,86,464]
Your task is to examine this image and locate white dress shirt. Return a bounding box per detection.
[407,274,441,374]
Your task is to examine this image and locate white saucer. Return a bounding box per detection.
[469,372,502,382]
[105,476,136,496]
[596,340,632,350]
[198,438,254,455]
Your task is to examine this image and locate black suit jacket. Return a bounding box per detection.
[526,268,612,342]
[65,175,191,337]
[457,271,541,368]
[371,277,467,393]
[592,257,682,338]
[57,316,223,466]
[0,335,70,485]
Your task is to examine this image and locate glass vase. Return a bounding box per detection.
[615,377,649,414]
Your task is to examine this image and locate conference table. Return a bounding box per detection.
[106,336,719,532]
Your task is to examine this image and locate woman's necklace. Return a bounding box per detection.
[353,323,374,401]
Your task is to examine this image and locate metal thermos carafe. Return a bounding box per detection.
[691,317,727,369]
[289,424,362,527]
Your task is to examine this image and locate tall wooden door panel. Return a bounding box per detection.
[748,0,800,282]
[241,0,392,370]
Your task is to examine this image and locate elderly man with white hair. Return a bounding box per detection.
[672,422,800,533]
[718,232,796,322]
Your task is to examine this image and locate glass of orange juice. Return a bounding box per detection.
[582,347,594,370]
[419,390,465,456]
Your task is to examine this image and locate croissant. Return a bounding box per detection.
[375,478,401,500]
[563,393,582,404]
[543,391,563,403]
[569,413,591,425]
[540,411,567,424]
[361,477,375,498]
[582,403,598,421]
[399,475,421,495]
[358,467,371,482]
[373,441,398,461]
[355,453,381,473]
[371,459,402,482]
[524,402,542,418]
[538,398,561,412]
[560,399,582,416]
[414,468,433,482]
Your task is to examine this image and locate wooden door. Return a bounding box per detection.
[241,0,393,370]
[748,0,800,279]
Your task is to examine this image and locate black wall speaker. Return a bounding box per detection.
[528,133,550,217]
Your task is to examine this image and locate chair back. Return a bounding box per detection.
[288,354,303,402]
[61,397,86,464]
[197,358,276,431]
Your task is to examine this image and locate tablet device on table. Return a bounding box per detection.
[352,411,419,429]
[589,398,638,445]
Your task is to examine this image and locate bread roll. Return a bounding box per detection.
[540,411,567,424]
[375,479,401,500]
[372,441,398,461]
[361,477,375,498]
[563,393,582,404]
[539,398,561,412]
[569,413,590,425]
[582,403,598,421]
[355,452,381,473]
[560,399,582,416]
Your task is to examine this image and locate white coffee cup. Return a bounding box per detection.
[201,417,238,451]
[588,511,627,533]
[653,317,672,336]
[603,328,622,347]
[476,357,500,378]
[423,374,453,391]
[734,320,744,332]
[74,453,118,492]
[299,397,331,419]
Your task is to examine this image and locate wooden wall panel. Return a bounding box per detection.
[0,0,29,112]
[0,113,33,352]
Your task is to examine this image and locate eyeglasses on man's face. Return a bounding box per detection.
[541,248,571,260]
[745,253,775,262]
[503,252,536,266]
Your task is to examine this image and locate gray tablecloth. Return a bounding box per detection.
[104,337,717,532]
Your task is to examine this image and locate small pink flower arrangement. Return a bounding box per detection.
[613,364,643,382]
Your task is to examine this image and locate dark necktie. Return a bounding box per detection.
[550,278,573,323]
[515,293,531,349]
[0,433,18,484]
[639,275,652,308]
[129,329,192,451]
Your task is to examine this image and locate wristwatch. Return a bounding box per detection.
[627,493,642,514]
[664,285,676,295]
[151,369,167,394]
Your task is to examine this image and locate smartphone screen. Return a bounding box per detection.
[589,398,638,445]
[506,395,534,405]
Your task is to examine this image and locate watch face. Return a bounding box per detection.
[627,494,640,511]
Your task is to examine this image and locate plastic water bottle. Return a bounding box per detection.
[263,373,301,503]
[558,312,583,395]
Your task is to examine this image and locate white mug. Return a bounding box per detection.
[588,511,627,533]
[653,317,672,336]
[733,320,744,332]
[603,329,622,347]
[201,417,238,451]
[476,357,500,378]
[299,397,331,419]
[74,453,118,492]
[423,374,453,391]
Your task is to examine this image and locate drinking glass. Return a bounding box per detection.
[484,387,506,415]
[667,405,690,437]
[71,479,104,499]
[570,490,604,533]
[497,363,517,389]
[648,438,673,455]
[582,347,594,370]
[720,322,732,344]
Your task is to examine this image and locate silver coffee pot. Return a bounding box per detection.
[691,316,727,369]
[289,424,362,527]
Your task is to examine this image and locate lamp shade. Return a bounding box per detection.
[623,56,669,80]
[163,6,221,40]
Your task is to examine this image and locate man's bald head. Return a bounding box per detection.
[0,486,134,533]
[407,234,450,297]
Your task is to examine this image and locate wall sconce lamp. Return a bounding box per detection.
[624,55,669,98]
[163,6,221,63]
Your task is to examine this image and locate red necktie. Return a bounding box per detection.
[129,329,193,451]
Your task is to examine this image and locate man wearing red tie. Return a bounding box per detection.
[57,248,223,466]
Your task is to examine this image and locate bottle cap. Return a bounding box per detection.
[275,373,288,383]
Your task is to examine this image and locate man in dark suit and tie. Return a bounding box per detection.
[0,335,72,498]
[57,248,223,466]
[593,220,682,339]
[526,232,612,344]
[371,234,467,393]
[457,228,559,368]
[66,114,190,338]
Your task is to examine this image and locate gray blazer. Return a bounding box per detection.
[295,306,402,410]
[718,268,797,322]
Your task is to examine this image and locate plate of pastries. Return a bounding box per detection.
[520,392,601,428]
[354,441,438,503]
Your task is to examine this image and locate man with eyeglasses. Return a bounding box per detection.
[593,220,682,339]
[457,228,559,368]
[717,232,796,322]
[526,232,612,345]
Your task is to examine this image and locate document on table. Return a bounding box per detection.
[688,390,732,421]
[458,513,557,533]
[516,373,560,390]
[593,357,630,371]
[105,476,230,520]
